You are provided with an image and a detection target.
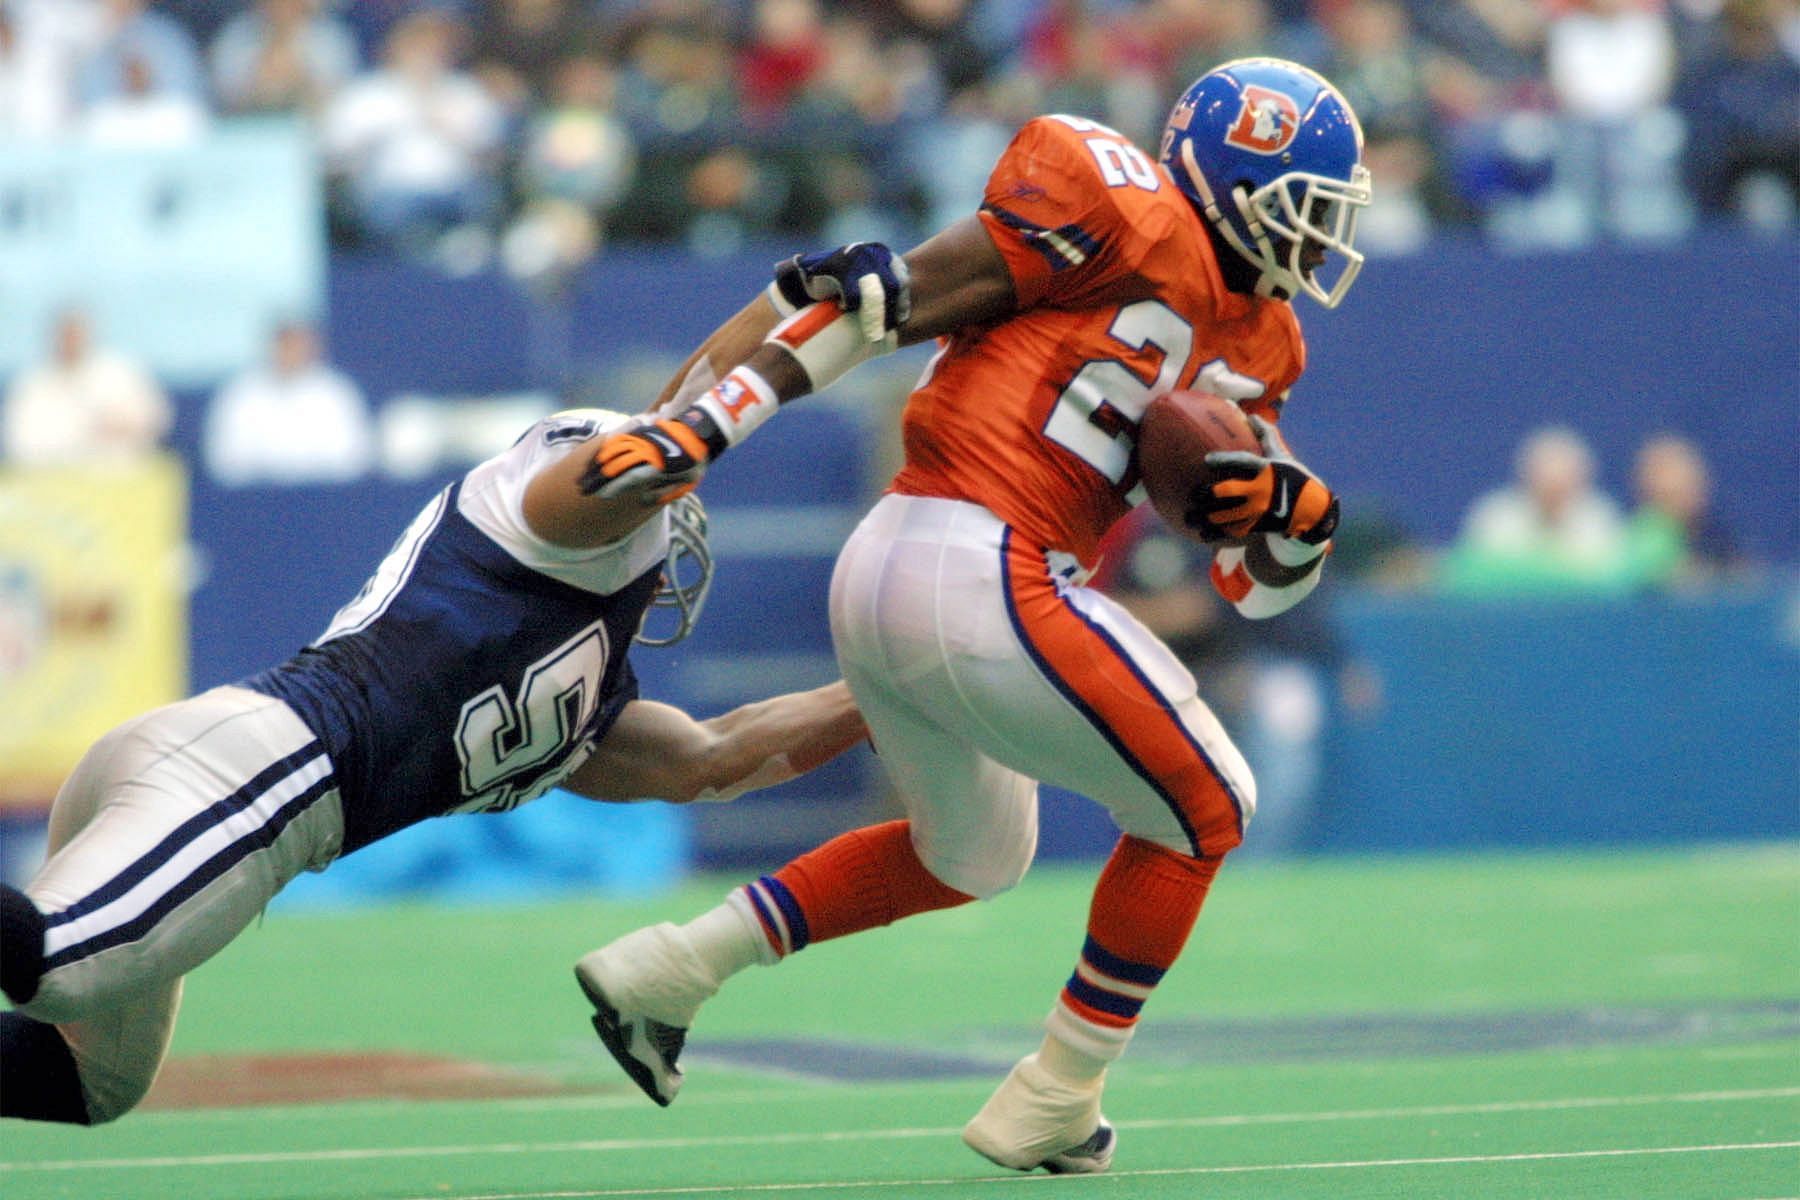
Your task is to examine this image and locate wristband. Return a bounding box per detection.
[1210,536,1328,619]
[689,365,781,450]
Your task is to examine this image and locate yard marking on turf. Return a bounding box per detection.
[389,1143,1797,1198]
[127,1077,1800,1127]
[389,1142,1797,1198]
[1119,1085,1800,1132]
[4,1087,1796,1173]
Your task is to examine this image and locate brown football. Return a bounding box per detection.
[1134,389,1260,545]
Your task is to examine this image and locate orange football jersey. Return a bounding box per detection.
[890,115,1308,565]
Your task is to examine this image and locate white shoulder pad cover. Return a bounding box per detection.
[457,408,671,596]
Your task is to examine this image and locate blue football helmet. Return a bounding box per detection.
[1159,58,1372,308]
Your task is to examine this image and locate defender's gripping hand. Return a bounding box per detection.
[773,242,911,343]
[578,418,713,503]
[1192,416,1340,545]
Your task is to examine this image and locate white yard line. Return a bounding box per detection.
[415,1142,1800,1199]
[375,1143,1799,1199]
[5,1086,1796,1173]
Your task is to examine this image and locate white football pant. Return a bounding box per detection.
[20,686,342,1121]
[829,494,1254,900]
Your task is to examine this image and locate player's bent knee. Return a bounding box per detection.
[1199,791,1251,858]
[72,1029,181,1125]
[1215,742,1257,826]
[905,781,1038,899]
[73,1062,157,1125]
[916,840,1033,900]
[1209,821,1247,858]
[1124,766,1255,860]
[1197,751,1256,857]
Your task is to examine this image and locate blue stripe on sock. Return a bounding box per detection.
[743,881,786,952]
[1082,934,1166,988]
[43,773,335,971]
[759,875,811,954]
[1064,971,1144,1020]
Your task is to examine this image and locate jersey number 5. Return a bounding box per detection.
[1043,300,1194,485]
[454,620,611,812]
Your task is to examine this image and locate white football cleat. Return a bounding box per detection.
[962,1053,1116,1174]
[574,922,720,1107]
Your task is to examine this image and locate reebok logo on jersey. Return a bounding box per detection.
[1226,86,1301,155]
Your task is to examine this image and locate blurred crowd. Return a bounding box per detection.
[1,0,1795,274]
[1438,423,1753,595]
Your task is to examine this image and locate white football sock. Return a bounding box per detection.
[1036,1031,1112,1085]
[681,896,771,980]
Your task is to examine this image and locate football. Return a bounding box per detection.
[1134,389,1261,544]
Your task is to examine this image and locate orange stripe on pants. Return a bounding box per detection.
[1000,530,1245,858]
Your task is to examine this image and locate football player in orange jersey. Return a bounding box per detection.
[573,59,1371,1173]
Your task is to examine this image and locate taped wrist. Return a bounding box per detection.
[765,303,897,394]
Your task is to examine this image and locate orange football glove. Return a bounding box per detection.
[577,418,714,503]
[1190,416,1340,545]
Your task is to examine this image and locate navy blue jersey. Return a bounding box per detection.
[243,410,671,854]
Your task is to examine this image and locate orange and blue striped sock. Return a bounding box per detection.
[729,820,974,962]
[1046,835,1221,1063]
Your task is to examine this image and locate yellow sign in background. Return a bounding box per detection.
[0,458,187,809]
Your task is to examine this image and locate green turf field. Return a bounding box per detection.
[4,841,1797,1199]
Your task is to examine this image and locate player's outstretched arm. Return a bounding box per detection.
[890,215,1018,344]
[645,291,789,416]
[642,216,1012,426]
[565,216,1020,510]
[519,427,703,548]
[564,682,868,804]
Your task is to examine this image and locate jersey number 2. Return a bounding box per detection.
[1043,300,1194,484]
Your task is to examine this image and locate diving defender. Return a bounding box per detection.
[0,408,867,1125]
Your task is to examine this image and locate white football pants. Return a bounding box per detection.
[829,494,1255,900]
[20,686,343,1121]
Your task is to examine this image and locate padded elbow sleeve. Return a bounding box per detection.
[1210,534,1327,619]
[765,303,898,395]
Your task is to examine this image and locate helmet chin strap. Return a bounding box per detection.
[1181,138,1292,300]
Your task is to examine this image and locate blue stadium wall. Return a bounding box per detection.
[159,233,1796,901]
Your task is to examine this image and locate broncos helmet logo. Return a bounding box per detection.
[1225,86,1301,155]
